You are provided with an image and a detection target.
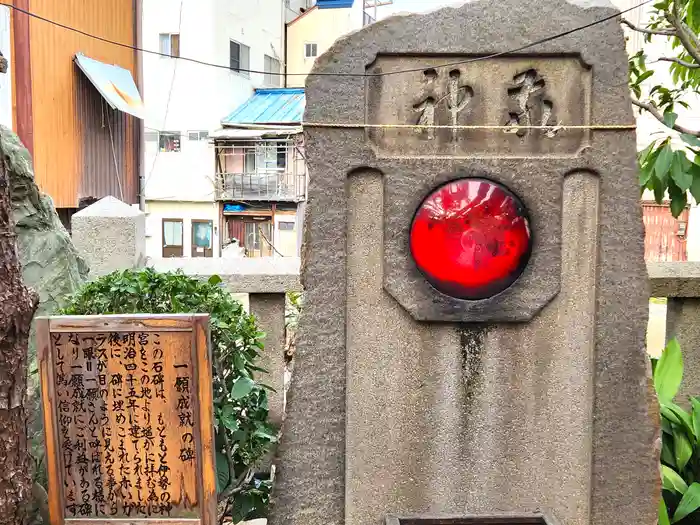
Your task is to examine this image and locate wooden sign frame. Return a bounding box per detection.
[37,314,216,525]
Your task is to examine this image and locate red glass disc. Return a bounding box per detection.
[410,178,532,300]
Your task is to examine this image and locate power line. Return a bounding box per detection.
[1,0,653,78]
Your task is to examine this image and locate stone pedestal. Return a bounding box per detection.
[71,196,145,278]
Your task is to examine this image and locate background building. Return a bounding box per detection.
[286,0,365,88]
[141,0,287,259]
[8,0,142,228]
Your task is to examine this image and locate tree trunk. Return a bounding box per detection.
[0,152,38,524]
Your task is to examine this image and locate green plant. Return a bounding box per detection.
[654,338,700,524]
[624,0,700,217]
[59,268,278,524]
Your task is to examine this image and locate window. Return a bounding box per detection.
[244,148,256,173]
[187,130,210,141]
[279,221,295,231]
[191,220,214,257]
[230,40,250,76]
[158,132,181,152]
[276,142,287,170]
[162,219,183,257]
[304,43,318,59]
[264,55,281,86]
[159,33,180,57]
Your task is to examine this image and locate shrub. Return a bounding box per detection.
[654,339,700,524]
[59,268,278,523]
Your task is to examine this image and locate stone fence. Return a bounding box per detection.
[649,262,700,404]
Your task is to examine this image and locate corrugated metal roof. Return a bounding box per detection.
[222,88,305,126]
[317,0,355,8]
[210,127,303,139]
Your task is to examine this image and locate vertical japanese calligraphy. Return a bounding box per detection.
[43,316,211,523]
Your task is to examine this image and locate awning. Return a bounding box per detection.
[221,88,305,126]
[209,127,303,140]
[74,53,145,120]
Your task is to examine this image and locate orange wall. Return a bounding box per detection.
[27,0,136,208]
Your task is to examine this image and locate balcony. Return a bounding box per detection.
[215,141,307,202]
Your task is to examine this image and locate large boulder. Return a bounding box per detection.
[4,126,89,324]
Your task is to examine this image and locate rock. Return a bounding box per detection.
[4,125,89,329]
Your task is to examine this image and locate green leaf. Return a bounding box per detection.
[231,376,255,400]
[662,404,684,426]
[671,152,694,191]
[664,112,679,128]
[656,143,674,182]
[660,497,671,525]
[689,0,700,31]
[662,437,677,467]
[216,450,230,494]
[637,70,655,85]
[671,191,688,218]
[208,274,222,285]
[253,428,279,442]
[639,141,656,165]
[682,134,700,149]
[692,397,700,440]
[667,402,695,436]
[673,483,700,523]
[674,428,693,471]
[663,464,690,494]
[690,167,700,204]
[220,405,240,431]
[655,338,684,403]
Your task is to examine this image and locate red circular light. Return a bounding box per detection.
[410,178,532,300]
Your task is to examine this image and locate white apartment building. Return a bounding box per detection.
[141,0,288,259]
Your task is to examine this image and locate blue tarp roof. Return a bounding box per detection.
[317,0,355,8]
[222,88,305,126]
[74,53,145,119]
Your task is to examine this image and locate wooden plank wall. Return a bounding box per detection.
[26,0,137,208]
[642,203,689,262]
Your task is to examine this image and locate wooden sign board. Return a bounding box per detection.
[37,314,216,525]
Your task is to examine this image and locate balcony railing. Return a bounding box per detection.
[215,141,307,202]
[217,169,306,202]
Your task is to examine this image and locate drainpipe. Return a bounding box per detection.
[135,0,146,211]
[283,2,288,88]
[13,0,33,157]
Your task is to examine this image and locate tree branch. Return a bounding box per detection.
[621,18,677,36]
[632,99,700,137]
[657,57,700,69]
[666,9,700,66]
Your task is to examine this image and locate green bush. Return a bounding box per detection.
[654,339,700,524]
[59,268,278,523]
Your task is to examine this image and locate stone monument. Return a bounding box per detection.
[71,196,146,277]
[271,1,660,525]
